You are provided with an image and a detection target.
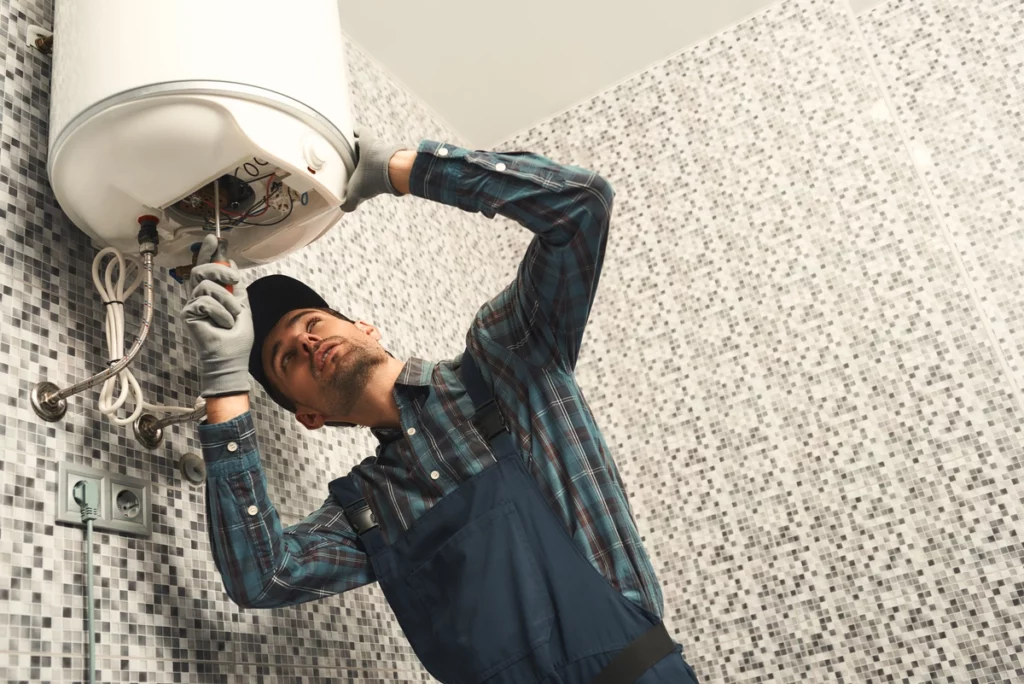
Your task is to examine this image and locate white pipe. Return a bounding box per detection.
[91,248,197,424]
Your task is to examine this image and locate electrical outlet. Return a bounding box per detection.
[57,462,151,537]
[107,475,151,536]
[114,487,142,519]
[112,484,145,520]
[57,462,110,527]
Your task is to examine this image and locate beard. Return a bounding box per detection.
[318,340,388,416]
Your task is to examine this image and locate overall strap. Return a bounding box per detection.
[460,349,514,452]
[328,475,387,556]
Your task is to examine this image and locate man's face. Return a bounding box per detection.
[261,308,388,427]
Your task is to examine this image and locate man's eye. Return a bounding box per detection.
[307,316,321,332]
[282,352,293,370]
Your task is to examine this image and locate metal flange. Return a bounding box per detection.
[133,413,164,449]
[179,453,207,485]
[31,382,67,422]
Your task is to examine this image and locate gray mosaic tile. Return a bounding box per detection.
[859,0,1024,423]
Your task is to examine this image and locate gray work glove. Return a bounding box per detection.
[340,125,410,212]
[182,234,253,398]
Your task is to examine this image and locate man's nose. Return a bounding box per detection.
[300,333,320,358]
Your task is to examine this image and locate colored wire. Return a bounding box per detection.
[244,175,276,218]
[242,192,294,226]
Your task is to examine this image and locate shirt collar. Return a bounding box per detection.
[370,357,436,444]
[395,357,436,387]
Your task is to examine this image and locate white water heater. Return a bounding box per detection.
[48,0,355,271]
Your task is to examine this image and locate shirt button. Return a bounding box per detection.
[437,147,449,157]
[226,441,238,452]
[430,470,440,480]
[247,505,258,516]
[495,162,507,172]
[406,427,416,436]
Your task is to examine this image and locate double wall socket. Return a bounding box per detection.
[57,461,151,537]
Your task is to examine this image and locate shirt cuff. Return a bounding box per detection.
[198,411,261,474]
[409,140,467,201]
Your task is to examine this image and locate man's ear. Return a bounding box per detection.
[296,410,326,431]
[354,320,383,342]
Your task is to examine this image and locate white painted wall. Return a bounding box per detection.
[338,0,779,147]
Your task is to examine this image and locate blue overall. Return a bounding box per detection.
[330,351,699,683]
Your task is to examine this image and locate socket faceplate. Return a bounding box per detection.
[57,462,152,536]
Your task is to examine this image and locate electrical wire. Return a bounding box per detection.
[204,174,276,226]
[73,482,98,684]
[198,174,293,232]
[245,174,276,218]
[92,248,201,425]
[85,516,95,684]
[241,190,294,226]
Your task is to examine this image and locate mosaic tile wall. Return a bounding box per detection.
[486,0,1023,681]
[0,0,494,681]
[859,0,1024,429]
[2,0,1023,683]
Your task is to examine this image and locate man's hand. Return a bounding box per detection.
[182,235,253,399]
[340,126,411,212]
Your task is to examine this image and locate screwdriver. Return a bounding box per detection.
[212,178,233,293]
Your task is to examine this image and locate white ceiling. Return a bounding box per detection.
[338,0,891,148]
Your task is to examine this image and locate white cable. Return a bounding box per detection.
[92,248,200,425]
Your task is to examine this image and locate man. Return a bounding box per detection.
[183,128,699,683]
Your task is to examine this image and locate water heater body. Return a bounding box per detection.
[47,0,355,269]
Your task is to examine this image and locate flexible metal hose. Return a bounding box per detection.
[39,250,156,407]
